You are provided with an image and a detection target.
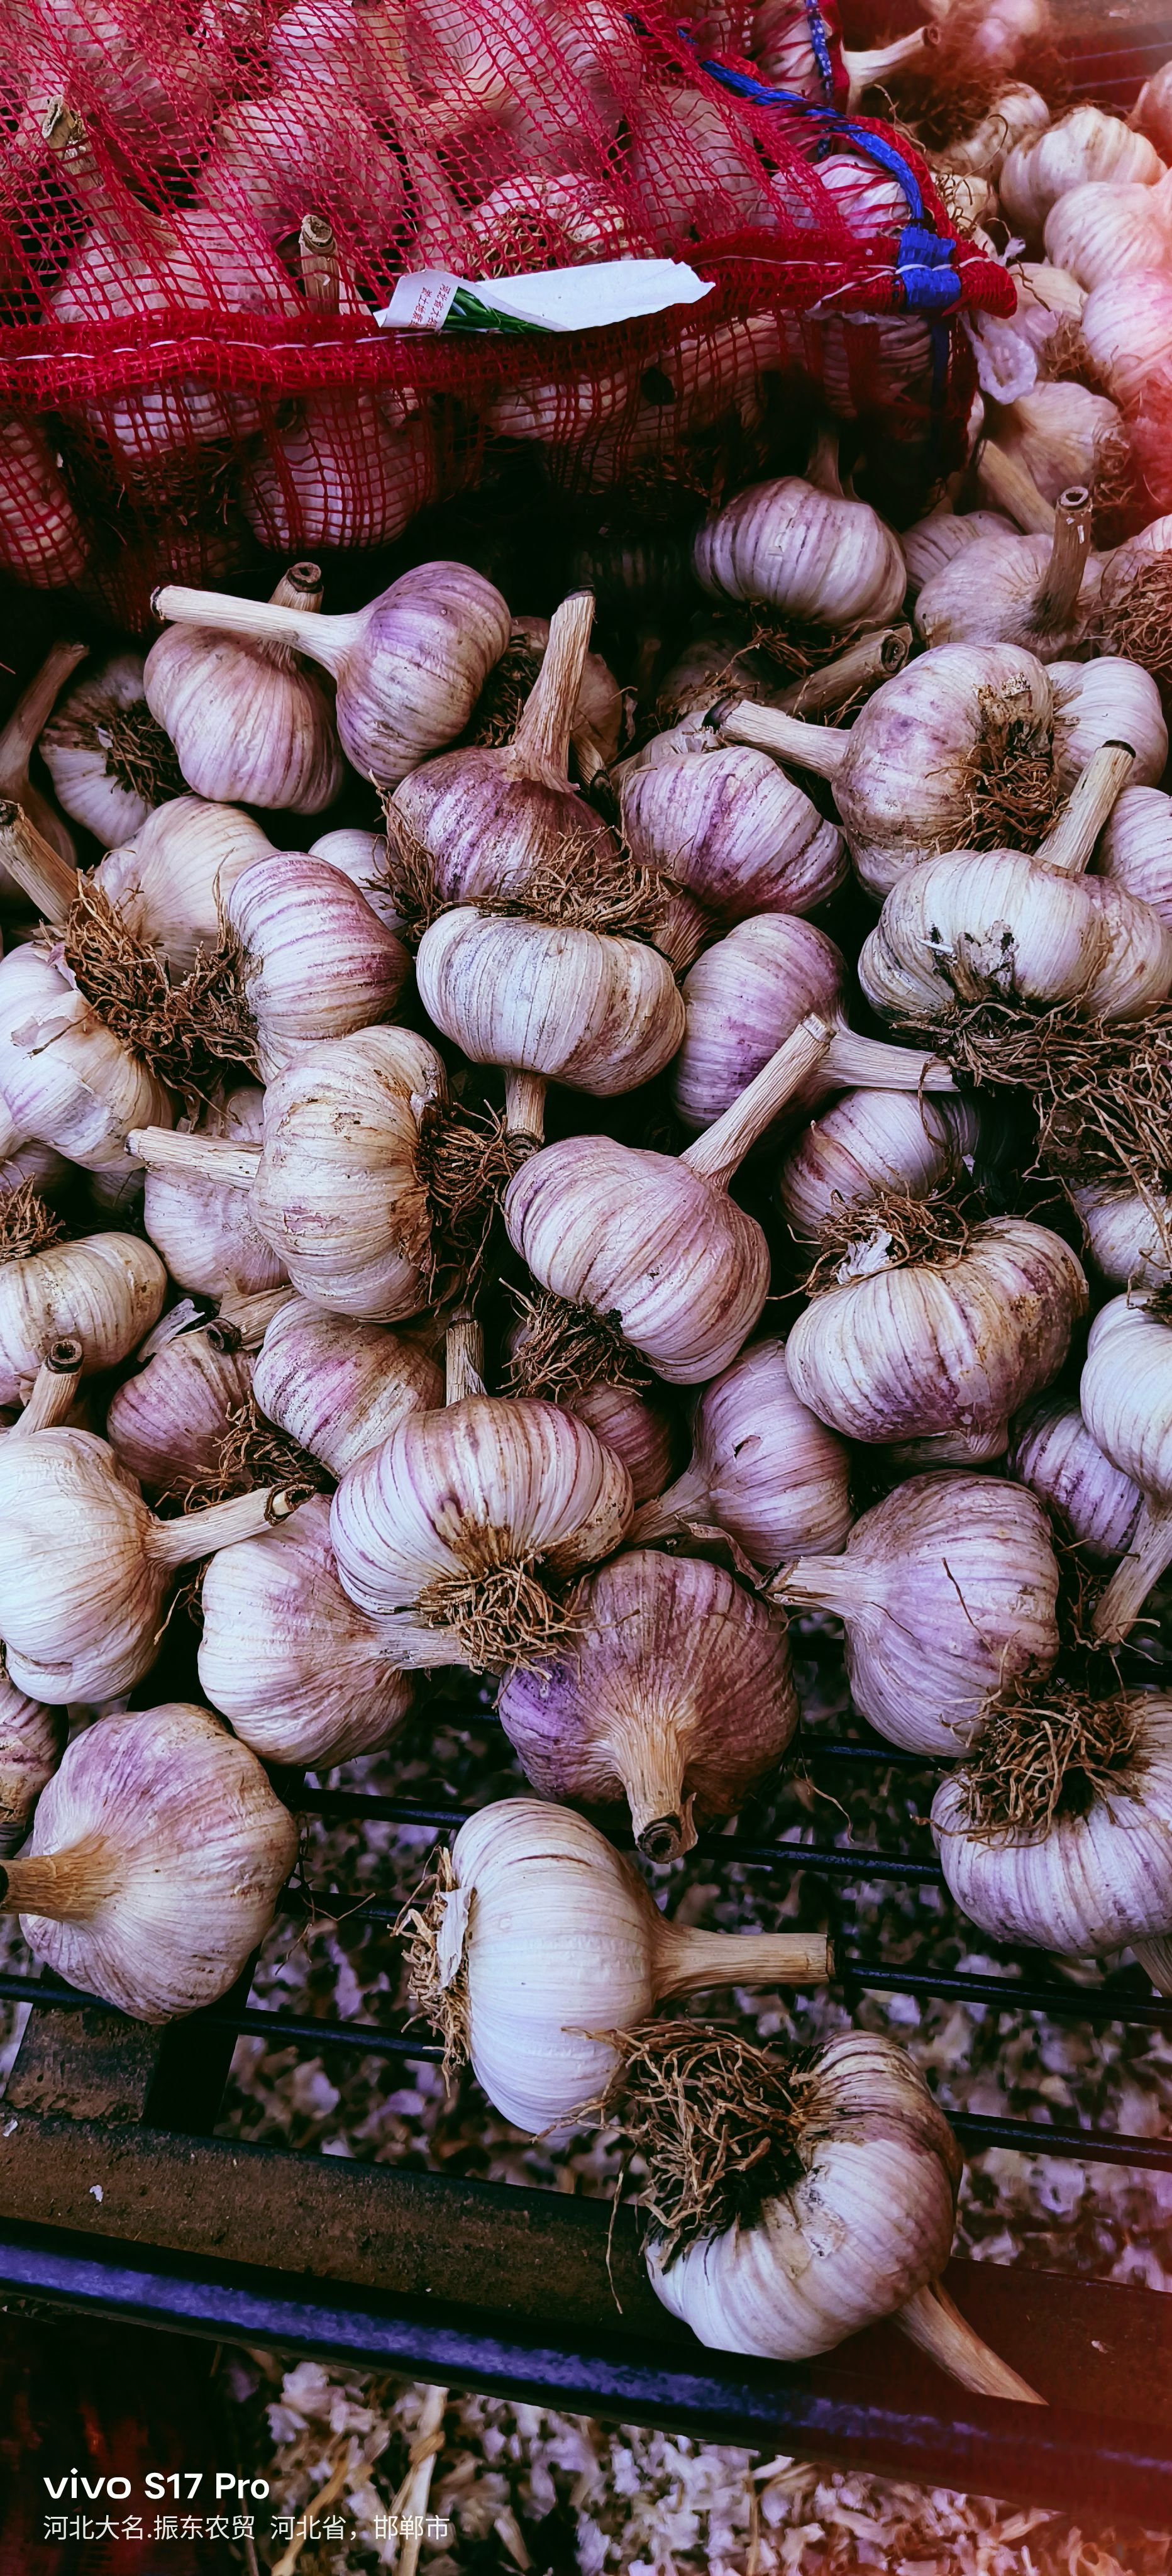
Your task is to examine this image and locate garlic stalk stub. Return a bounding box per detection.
[0,1702,296,2020]
[199,1492,414,1767]
[779,1090,981,1243]
[768,1472,1060,1752]
[0,1678,65,1858]
[498,1548,797,1860]
[0,1233,165,1406]
[152,564,511,788]
[631,1336,851,1569]
[1009,1394,1141,1562]
[144,563,346,815]
[503,1016,834,1387]
[143,1085,287,1303]
[1083,1298,1172,1640]
[914,487,1099,661]
[626,2022,1041,2402]
[0,640,86,872]
[403,1798,830,2133]
[40,652,185,844]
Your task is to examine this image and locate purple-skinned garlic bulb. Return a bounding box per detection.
[631,1337,851,1570]
[0,1677,65,1855]
[778,1089,981,1243]
[620,743,846,926]
[498,1548,796,1862]
[1009,1393,1141,1561]
[106,1326,254,1498]
[252,1297,443,1475]
[199,1492,413,1766]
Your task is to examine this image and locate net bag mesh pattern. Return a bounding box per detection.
[0,0,1015,623]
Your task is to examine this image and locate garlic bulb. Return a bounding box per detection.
[253,1299,442,1475]
[672,916,954,1138]
[40,652,184,844]
[0,640,86,870]
[620,746,846,926]
[0,1233,165,1407]
[694,467,906,633]
[503,1018,833,1387]
[0,913,172,1184]
[1097,786,1172,923]
[1134,59,1172,160]
[991,381,1123,506]
[785,1220,1087,1459]
[417,909,685,1101]
[1009,1394,1141,1561]
[199,1492,413,1767]
[224,851,409,1082]
[939,82,1050,179]
[720,643,1059,899]
[636,2023,1038,2400]
[932,1689,1172,1958]
[1080,267,1172,409]
[778,1091,981,1243]
[1071,1184,1172,1289]
[0,410,88,591]
[968,262,1085,404]
[768,1472,1059,1752]
[144,564,345,816]
[553,1378,675,1507]
[310,827,404,933]
[106,1328,254,1497]
[509,611,622,779]
[914,487,1098,661]
[1044,170,1172,294]
[0,1426,296,1701]
[900,509,1019,596]
[199,86,407,247]
[152,564,511,789]
[1082,1298,1172,1640]
[498,1549,796,1860]
[631,1336,851,1570]
[0,1702,296,2021]
[1050,659,1168,793]
[241,398,433,558]
[0,1678,65,1857]
[751,0,934,105]
[1000,108,1164,248]
[94,794,274,975]
[143,1085,286,1303]
[1098,516,1172,701]
[405,1797,829,2135]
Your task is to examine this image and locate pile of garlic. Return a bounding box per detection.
[8,127,1172,2391]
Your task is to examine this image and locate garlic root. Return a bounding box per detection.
[895,2279,1045,2402]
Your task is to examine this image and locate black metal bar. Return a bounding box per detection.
[948,2114,1172,2175]
[0,1976,444,2063]
[844,1956,1172,2026]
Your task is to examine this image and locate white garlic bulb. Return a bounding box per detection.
[417,908,685,1101]
[939,82,1051,179]
[620,745,846,926]
[152,562,511,789]
[1050,659,1168,794]
[0,1701,296,2020]
[498,1548,795,1861]
[778,1091,981,1243]
[1082,1297,1172,1640]
[990,381,1122,506]
[631,1336,851,1569]
[1009,1393,1140,1560]
[786,1220,1088,1458]
[40,652,183,843]
[900,508,1019,597]
[1097,786,1172,922]
[914,488,1099,661]
[1000,107,1164,248]
[0,1678,65,1857]
[309,827,404,933]
[408,1798,829,2135]
[769,1472,1059,1753]
[1080,266,1172,409]
[199,1492,413,1767]
[252,1299,442,1475]
[503,1018,833,1387]
[694,469,906,632]
[144,562,346,814]
[94,793,274,975]
[672,915,954,1137]
[1045,170,1172,294]
[0,931,172,1184]
[106,1328,253,1497]
[932,1690,1172,1958]
[0,1427,295,1701]
[224,850,409,1082]
[1071,1184,1172,1289]
[0,640,87,872]
[143,1084,287,1302]
[0,1233,165,1406]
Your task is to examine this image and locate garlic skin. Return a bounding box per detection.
[914,494,1099,662]
[94,794,274,976]
[416,909,685,1098]
[226,852,409,1082]
[1009,1394,1140,1561]
[199,1492,413,1766]
[0,1680,65,1857]
[1082,1298,1172,1640]
[900,509,1018,596]
[785,1221,1088,1457]
[694,474,907,631]
[769,1473,1059,1753]
[1050,660,1168,794]
[1000,108,1164,248]
[1045,171,1172,294]
[620,747,846,926]
[648,2031,959,2365]
[671,916,953,1137]
[40,652,179,844]
[0,1702,296,2021]
[143,1085,286,1302]
[310,828,403,934]
[152,565,512,790]
[1071,1184,1172,1289]
[860,848,1172,1031]
[631,1336,851,1568]
[106,1330,253,1497]
[0,1234,165,1406]
[1080,267,1172,410]
[0,942,173,1182]
[1097,787,1172,923]
[253,1299,442,1475]
[556,1379,675,1507]
[932,1694,1172,1957]
[498,1549,796,1859]
[992,381,1122,505]
[779,1091,980,1243]
[940,83,1051,179]
[426,1798,829,2134]
[0,410,89,591]
[144,564,345,815]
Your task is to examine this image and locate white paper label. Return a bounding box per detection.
[382,270,462,330]
[375,258,714,334]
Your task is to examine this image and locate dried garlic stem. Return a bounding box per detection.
[445,1311,485,1404]
[1036,738,1136,877]
[507,589,595,784]
[209,1285,296,1350]
[128,1130,260,1190]
[652,1919,832,1995]
[0,1838,118,1921]
[0,801,77,926]
[504,1067,546,1145]
[1092,1497,1172,1641]
[778,623,910,717]
[1034,486,1093,633]
[680,1015,832,1187]
[896,2278,1045,2404]
[718,699,848,781]
[975,440,1056,536]
[147,1484,296,1567]
[0,642,87,794]
[14,1338,82,1435]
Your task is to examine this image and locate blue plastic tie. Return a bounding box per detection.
[801,0,838,104]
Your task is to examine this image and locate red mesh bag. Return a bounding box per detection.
[0,0,1014,623]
